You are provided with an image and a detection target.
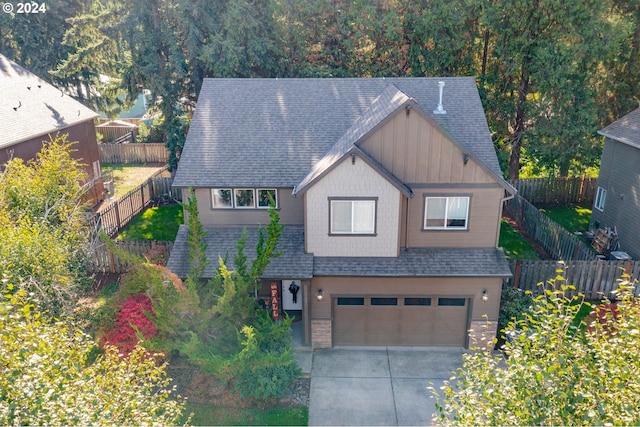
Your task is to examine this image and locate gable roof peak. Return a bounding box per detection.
[293,84,414,195]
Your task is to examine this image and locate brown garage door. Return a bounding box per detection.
[333,296,468,346]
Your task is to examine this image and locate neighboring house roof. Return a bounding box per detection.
[0,53,98,149]
[167,225,512,279]
[173,77,506,189]
[598,107,640,150]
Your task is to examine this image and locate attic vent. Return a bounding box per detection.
[433,81,446,115]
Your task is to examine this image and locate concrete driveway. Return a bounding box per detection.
[307,347,464,426]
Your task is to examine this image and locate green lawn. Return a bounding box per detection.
[102,163,166,197]
[183,403,308,426]
[499,219,540,260]
[539,204,592,232]
[118,203,183,241]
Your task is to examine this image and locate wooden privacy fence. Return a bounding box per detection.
[504,194,596,261]
[509,176,597,205]
[99,143,168,164]
[87,240,174,273]
[506,259,640,300]
[90,175,180,238]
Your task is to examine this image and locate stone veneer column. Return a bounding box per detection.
[468,320,498,350]
[311,319,332,349]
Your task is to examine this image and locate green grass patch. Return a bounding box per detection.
[499,219,540,260]
[183,403,308,426]
[118,204,183,241]
[539,204,592,232]
[102,164,166,197]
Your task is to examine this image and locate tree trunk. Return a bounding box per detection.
[480,29,489,87]
[508,59,530,180]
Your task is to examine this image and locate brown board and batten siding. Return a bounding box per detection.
[183,187,304,226]
[360,111,495,185]
[359,107,505,249]
[405,186,504,248]
[591,139,640,259]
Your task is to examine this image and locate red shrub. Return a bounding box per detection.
[102,293,158,356]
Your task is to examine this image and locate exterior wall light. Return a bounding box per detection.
[481,289,488,303]
[316,289,323,302]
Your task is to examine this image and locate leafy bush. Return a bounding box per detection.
[498,287,533,337]
[0,291,187,426]
[433,274,640,426]
[102,293,158,356]
[233,325,300,400]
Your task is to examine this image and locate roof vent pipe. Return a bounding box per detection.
[433,81,446,115]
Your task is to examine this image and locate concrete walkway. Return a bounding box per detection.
[307,347,464,426]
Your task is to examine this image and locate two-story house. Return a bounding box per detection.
[167,78,515,349]
[0,53,104,205]
[590,107,640,259]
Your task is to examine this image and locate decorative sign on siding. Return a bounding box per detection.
[270,281,280,319]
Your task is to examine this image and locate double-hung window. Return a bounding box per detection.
[424,196,469,230]
[330,199,376,235]
[594,186,606,211]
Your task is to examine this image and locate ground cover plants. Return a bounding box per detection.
[118,203,183,240]
[498,219,540,260]
[102,163,167,197]
[538,204,592,232]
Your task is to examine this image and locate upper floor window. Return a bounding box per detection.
[424,196,469,230]
[594,186,606,212]
[330,199,376,235]
[235,189,255,208]
[212,188,277,209]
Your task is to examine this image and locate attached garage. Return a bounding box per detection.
[333,296,469,346]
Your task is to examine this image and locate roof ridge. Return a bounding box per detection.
[293,84,412,195]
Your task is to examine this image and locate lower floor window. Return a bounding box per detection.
[594,186,606,211]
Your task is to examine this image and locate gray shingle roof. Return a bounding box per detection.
[167,225,314,279]
[598,107,640,150]
[173,77,504,189]
[167,224,511,279]
[313,248,512,277]
[0,54,98,149]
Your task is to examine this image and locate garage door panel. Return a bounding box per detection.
[365,307,401,345]
[333,295,468,346]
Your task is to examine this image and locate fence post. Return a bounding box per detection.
[513,260,521,288]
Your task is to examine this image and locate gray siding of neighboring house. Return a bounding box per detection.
[591,138,640,259]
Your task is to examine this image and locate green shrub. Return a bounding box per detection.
[498,287,533,338]
[232,325,300,400]
[235,361,300,400]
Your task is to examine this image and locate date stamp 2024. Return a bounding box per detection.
[2,2,47,14]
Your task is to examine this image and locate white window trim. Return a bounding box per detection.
[594,186,606,212]
[234,188,256,209]
[212,188,278,209]
[423,196,470,230]
[329,199,377,235]
[211,188,233,209]
[257,188,278,209]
